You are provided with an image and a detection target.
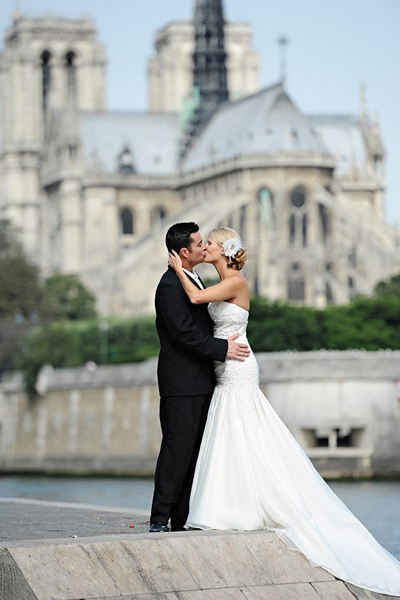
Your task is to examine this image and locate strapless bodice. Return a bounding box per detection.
[208,301,259,389]
[208,301,249,340]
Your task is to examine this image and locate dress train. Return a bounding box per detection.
[186,301,400,596]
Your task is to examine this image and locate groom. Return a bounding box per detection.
[150,222,249,532]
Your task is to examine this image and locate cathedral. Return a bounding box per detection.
[0,1,398,316]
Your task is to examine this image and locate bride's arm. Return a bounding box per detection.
[169,251,244,304]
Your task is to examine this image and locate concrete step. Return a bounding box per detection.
[1,529,396,600]
[0,499,396,600]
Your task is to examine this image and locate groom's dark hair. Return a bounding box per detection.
[166,222,199,254]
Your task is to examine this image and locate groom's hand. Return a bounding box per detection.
[227,333,250,361]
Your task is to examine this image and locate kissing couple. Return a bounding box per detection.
[149,221,400,596]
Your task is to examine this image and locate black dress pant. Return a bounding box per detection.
[150,392,213,529]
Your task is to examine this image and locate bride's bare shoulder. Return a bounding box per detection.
[224,272,249,296]
[234,272,249,289]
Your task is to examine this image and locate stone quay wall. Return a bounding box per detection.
[0,351,400,477]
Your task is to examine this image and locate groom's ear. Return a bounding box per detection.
[180,247,189,259]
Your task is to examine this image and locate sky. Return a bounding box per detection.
[1,0,399,225]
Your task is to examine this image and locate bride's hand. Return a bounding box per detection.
[168,250,183,272]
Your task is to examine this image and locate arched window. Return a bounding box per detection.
[288,186,308,247]
[288,263,305,302]
[152,206,166,224]
[289,214,296,245]
[41,50,52,113]
[318,204,329,243]
[302,214,308,247]
[120,208,134,235]
[65,51,77,106]
[257,187,274,228]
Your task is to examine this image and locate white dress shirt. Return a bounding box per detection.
[182,268,204,290]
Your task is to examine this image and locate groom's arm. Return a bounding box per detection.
[156,282,227,362]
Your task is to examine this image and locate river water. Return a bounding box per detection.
[1,476,399,560]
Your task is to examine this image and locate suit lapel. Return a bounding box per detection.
[183,270,202,290]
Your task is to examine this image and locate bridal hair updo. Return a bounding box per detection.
[209,227,248,271]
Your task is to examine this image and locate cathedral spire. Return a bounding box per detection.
[181,0,229,158]
[193,0,229,115]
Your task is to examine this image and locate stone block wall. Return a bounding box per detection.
[1,351,399,476]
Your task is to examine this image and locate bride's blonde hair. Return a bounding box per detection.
[209,227,247,271]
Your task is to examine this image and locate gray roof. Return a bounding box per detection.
[309,115,367,177]
[182,83,331,172]
[79,111,181,176]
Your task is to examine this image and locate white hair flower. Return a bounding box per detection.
[222,237,242,258]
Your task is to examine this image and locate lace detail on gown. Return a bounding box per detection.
[208,302,259,390]
[186,301,400,597]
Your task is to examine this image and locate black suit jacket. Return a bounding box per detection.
[155,268,228,397]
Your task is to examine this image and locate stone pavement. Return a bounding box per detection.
[0,498,397,600]
[0,498,150,543]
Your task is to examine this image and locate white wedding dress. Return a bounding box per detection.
[186,301,400,596]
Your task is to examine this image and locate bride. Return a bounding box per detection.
[168,226,400,596]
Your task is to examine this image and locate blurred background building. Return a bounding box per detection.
[0,0,399,316]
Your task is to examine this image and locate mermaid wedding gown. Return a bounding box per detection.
[186,301,400,596]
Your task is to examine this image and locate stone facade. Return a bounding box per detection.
[1,351,400,476]
[147,22,259,114]
[0,15,106,264]
[0,10,399,317]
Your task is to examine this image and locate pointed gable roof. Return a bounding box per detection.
[182,82,332,172]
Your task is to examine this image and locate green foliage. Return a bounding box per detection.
[18,322,84,395]
[0,220,99,376]
[10,253,400,396]
[0,220,97,323]
[0,221,44,374]
[248,292,400,353]
[248,297,324,351]
[104,318,160,363]
[0,220,43,320]
[44,274,97,321]
[323,296,400,350]
[18,317,159,394]
[0,254,43,320]
[374,274,400,299]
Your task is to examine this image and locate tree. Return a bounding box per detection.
[374,274,400,298]
[248,296,324,352]
[44,274,97,321]
[0,219,44,320]
[323,297,400,350]
[0,253,44,320]
[0,220,44,372]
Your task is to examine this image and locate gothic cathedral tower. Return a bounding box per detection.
[181,0,229,153]
[0,13,106,261]
[193,0,229,122]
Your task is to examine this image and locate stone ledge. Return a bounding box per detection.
[3,350,400,394]
[2,529,397,600]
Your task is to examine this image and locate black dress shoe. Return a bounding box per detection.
[171,526,187,532]
[149,522,169,533]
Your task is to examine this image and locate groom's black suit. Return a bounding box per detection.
[150,267,228,529]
